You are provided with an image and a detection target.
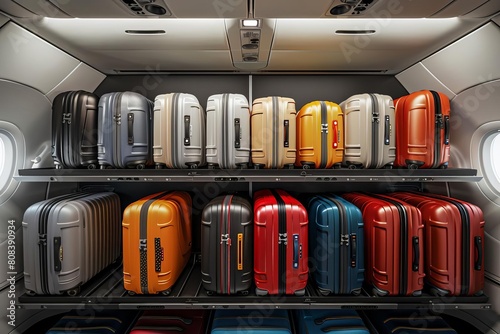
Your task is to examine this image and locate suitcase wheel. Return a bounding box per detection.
[161,289,171,296]
[26,290,36,296]
[383,164,393,169]
[187,163,198,169]
[333,163,342,169]
[127,290,136,296]
[55,164,63,170]
[240,290,249,296]
[236,163,248,169]
[352,288,361,296]
[408,164,419,170]
[87,163,96,170]
[206,290,214,296]
[253,164,264,170]
[474,290,484,296]
[255,288,268,296]
[285,164,295,169]
[372,286,388,297]
[429,286,449,297]
[348,164,358,170]
[66,287,80,296]
[301,162,314,170]
[208,163,218,169]
[440,164,448,169]
[136,164,145,170]
[318,288,331,296]
[412,290,423,297]
[294,289,306,296]
[155,163,166,170]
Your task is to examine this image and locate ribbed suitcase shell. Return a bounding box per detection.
[201,195,253,295]
[206,93,250,169]
[295,309,370,334]
[130,310,207,334]
[52,90,99,169]
[366,311,457,334]
[211,309,292,334]
[296,101,344,169]
[153,93,206,169]
[394,90,450,169]
[308,194,364,295]
[342,193,425,296]
[389,192,485,296]
[46,315,125,334]
[98,91,153,169]
[122,191,192,295]
[23,192,121,295]
[251,96,297,169]
[254,189,308,296]
[340,93,395,168]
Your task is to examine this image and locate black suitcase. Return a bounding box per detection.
[201,195,253,295]
[52,90,99,169]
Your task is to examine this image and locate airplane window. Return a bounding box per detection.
[491,133,500,184]
[0,131,15,200]
[482,130,500,195]
[0,136,4,178]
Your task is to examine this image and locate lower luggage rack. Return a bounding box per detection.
[18,255,491,310]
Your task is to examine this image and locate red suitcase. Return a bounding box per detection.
[389,192,485,296]
[130,310,207,334]
[394,90,450,169]
[342,193,425,296]
[254,189,309,296]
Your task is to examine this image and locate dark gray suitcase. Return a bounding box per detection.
[52,90,99,169]
[22,192,121,295]
[201,195,253,295]
[206,93,250,169]
[98,91,153,169]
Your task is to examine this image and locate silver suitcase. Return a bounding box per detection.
[153,93,206,169]
[206,93,250,169]
[98,91,153,169]
[340,93,396,169]
[23,192,121,295]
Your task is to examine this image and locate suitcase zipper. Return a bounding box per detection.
[271,190,287,294]
[324,196,349,294]
[369,94,379,168]
[220,195,233,294]
[113,93,123,168]
[320,101,328,169]
[172,93,181,168]
[222,94,228,168]
[369,194,409,295]
[431,91,443,169]
[272,97,278,168]
[61,92,72,168]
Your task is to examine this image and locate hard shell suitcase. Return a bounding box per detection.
[340,93,395,169]
[153,93,206,169]
[389,192,485,296]
[211,309,292,334]
[342,192,425,296]
[46,315,126,334]
[296,101,344,169]
[206,93,251,169]
[394,90,450,169]
[122,191,192,295]
[307,194,364,295]
[201,195,253,295]
[98,91,153,169]
[23,192,121,295]
[295,309,370,334]
[254,189,308,296]
[366,310,457,334]
[52,90,99,169]
[251,96,297,169]
[130,310,208,334]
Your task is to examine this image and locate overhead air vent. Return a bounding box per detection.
[335,30,376,35]
[121,0,171,16]
[329,0,378,16]
[241,28,261,62]
[125,30,166,35]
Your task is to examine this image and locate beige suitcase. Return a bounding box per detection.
[251,96,297,169]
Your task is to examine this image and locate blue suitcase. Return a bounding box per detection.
[308,194,365,295]
[367,311,457,334]
[211,309,292,334]
[295,309,370,334]
[46,315,126,334]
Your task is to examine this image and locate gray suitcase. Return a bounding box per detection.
[22,192,121,295]
[340,93,396,169]
[206,93,250,169]
[153,93,206,169]
[98,91,153,169]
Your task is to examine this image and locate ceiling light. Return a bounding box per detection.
[242,19,259,27]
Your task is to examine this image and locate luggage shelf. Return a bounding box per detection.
[17,256,491,310]
[16,168,481,183]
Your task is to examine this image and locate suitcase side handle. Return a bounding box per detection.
[154,238,163,273]
[284,119,290,147]
[350,234,357,267]
[384,115,390,145]
[293,234,299,269]
[444,115,450,145]
[234,118,241,149]
[475,236,482,271]
[332,120,339,149]
[237,233,243,270]
[54,237,62,272]
[412,236,420,272]
[184,115,191,146]
[127,113,134,145]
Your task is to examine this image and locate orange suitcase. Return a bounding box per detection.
[296,101,344,169]
[122,191,192,295]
